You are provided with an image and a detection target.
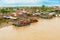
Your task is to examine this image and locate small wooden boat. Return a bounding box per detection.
[13,20,31,27]
[29,18,38,23]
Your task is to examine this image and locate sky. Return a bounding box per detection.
[0,0,60,7]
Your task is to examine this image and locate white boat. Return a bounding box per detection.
[3,16,17,19]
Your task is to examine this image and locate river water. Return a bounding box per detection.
[0,17,60,40]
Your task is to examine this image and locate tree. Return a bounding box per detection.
[40,5,48,12]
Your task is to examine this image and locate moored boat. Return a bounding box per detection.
[29,17,38,23]
[13,19,31,27]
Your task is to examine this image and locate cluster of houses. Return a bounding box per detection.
[0,9,60,20]
[0,8,60,27]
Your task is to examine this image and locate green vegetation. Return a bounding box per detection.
[56,10,60,14]
[0,19,8,24]
[0,5,60,14]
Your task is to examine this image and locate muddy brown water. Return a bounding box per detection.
[0,17,60,40]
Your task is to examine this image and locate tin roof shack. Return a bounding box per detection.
[40,12,48,19]
[49,11,56,17]
[40,12,55,19]
[33,12,40,17]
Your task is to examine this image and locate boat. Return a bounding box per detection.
[13,19,31,27]
[29,18,38,23]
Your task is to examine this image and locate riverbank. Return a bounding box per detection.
[0,17,60,40]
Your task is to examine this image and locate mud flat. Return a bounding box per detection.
[0,17,60,40]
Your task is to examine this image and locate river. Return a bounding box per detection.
[0,17,60,40]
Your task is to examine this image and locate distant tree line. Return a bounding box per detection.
[0,5,60,14]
